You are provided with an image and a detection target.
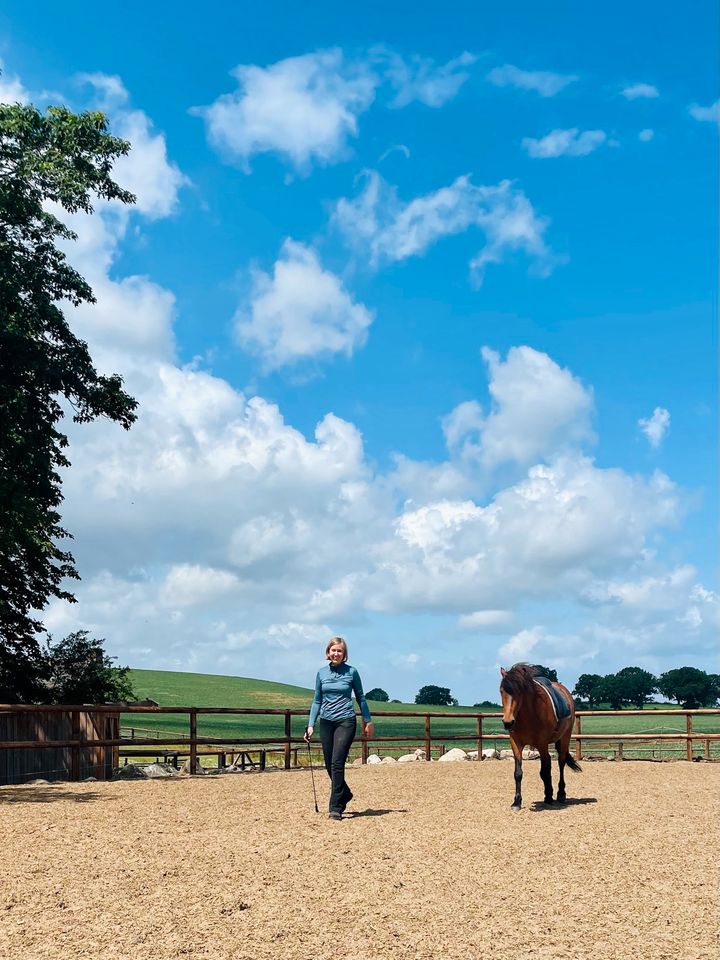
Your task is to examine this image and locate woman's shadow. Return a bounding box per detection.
[345,808,408,818]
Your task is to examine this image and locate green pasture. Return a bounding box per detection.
[122,669,720,763]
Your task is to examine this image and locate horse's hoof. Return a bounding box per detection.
[544,797,554,805]
[557,796,567,804]
[511,804,521,812]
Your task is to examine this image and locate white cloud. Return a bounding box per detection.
[442,400,485,453]
[638,407,670,448]
[77,71,129,106]
[622,83,659,100]
[334,171,553,282]
[0,59,30,103]
[585,566,695,612]
[498,626,541,663]
[160,565,240,608]
[365,454,680,616]
[380,49,476,107]
[447,346,594,469]
[194,47,476,173]
[79,73,188,219]
[688,100,720,123]
[459,609,513,631]
[487,64,578,97]
[639,128,654,142]
[234,240,374,370]
[522,128,607,159]
[194,49,377,173]
[51,78,187,370]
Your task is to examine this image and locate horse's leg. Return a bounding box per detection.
[510,738,523,810]
[555,737,567,803]
[539,745,554,803]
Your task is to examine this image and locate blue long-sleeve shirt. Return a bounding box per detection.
[308,663,372,727]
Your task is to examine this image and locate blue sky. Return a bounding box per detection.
[2,2,717,702]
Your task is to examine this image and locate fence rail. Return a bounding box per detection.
[1,704,719,783]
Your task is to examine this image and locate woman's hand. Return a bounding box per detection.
[363,721,375,738]
[304,726,313,741]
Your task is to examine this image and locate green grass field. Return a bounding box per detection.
[122,669,720,763]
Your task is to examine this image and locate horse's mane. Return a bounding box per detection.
[500,662,539,697]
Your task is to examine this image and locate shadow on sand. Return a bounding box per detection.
[528,797,598,812]
[345,808,409,819]
[0,785,111,804]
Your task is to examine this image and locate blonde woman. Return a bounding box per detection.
[304,637,374,819]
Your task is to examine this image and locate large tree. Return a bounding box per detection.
[45,631,136,704]
[657,667,720,709]
[0,102,137,701]
[613,666,658,709]
[573,673,605,707]
[414,685,457,706]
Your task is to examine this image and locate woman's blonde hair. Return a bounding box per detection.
[325,636,348,662]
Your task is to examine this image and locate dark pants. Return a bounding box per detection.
[319,717,356,813]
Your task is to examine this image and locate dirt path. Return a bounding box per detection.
[1,761,717,960]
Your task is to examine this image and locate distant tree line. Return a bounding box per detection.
[370,664,720,712]
[573,666,720,710]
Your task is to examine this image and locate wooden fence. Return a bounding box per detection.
[0,703,719,784]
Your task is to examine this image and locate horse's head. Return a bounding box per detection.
[499,666,517,731]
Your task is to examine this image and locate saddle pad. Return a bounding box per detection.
[533,676,572,721]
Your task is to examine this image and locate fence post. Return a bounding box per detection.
[189,710,197,773]
[284,712,292,770]
[617,742,624,761]
[686,714,693,761]
[575,715,582,761]
[71,710,81,781]
[361,736,369,764]
[424,715,431,761]
[476,716,483,758]
[705,739,710,760]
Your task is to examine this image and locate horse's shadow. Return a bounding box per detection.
[529,797,598,812]
[345,808,408,819]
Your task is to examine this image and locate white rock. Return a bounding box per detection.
[351,757,364,766]
[522,747,540,760]
[145,762,180,778]
[366,754,382,764]
[500,749,514,760]
[482,749,500,760]
[380,756,396,764]
[438,748,468,762]
[180,758,205,775]
[397,753,420,762]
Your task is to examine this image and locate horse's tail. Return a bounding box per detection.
[556,741,582,772]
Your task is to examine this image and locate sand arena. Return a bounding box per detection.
[1,760,717,960]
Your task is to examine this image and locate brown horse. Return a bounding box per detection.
[499,663,582,810]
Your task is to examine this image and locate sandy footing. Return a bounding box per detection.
[1,761,717,960]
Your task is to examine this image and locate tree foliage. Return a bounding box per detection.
[573,673,605,707]
[532,664,558,682]
[365,687,389,702]
[414,685,457,706]
[0,102,138,700]
[44,631,135,704]
[657,667,720,709]
[612,666,658,708]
